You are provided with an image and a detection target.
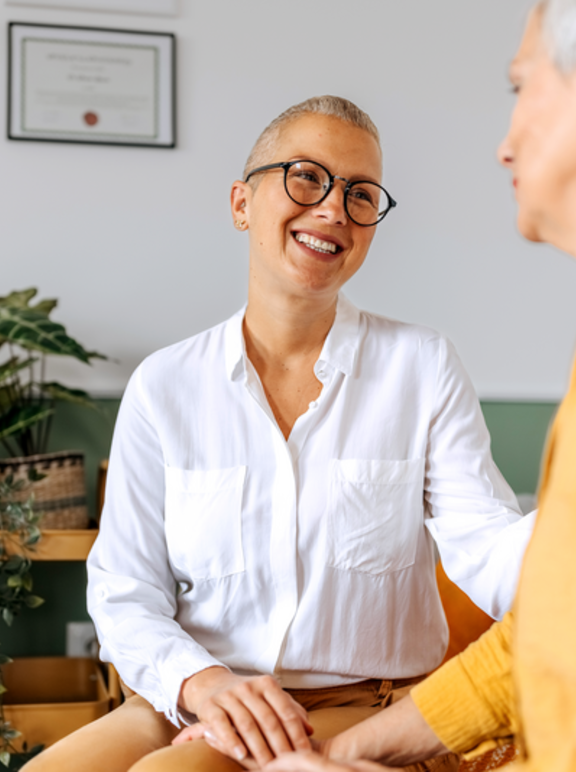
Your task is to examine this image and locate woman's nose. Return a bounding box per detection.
[313,182,348,224]
[498,134,514,169]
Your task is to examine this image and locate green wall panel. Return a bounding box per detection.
[3,563,90,657]
[0,398,559,657]
[481,401,558,495]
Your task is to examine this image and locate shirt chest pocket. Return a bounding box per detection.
[164,465,246,581]
[327,458,425,577]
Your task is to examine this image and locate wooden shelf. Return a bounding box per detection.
[2,530,98,561]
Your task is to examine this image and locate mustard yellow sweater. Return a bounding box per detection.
[412,358,576,771]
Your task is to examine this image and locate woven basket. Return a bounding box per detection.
[0,450,89,530]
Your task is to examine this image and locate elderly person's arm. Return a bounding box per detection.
[267,614,516,771]
[263,695,444,772]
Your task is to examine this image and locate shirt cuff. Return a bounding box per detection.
[160,652,231,727]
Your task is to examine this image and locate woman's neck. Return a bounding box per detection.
[243,289,337,366]
[242,289,338,440]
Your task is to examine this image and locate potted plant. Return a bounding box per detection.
[0,289,106,529]
[0,470,44,769]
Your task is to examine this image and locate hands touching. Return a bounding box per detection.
[263,693,450,771]
[175,673,447,771]
[174,667,313,768]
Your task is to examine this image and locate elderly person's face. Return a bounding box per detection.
[498,7,576,253]
[232,114,382,301]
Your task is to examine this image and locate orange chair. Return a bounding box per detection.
[436,563,517,770]
[435,562,493,664]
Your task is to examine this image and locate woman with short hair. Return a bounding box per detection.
[23,95,529,772]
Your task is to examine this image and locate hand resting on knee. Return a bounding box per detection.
[174,666,313,768]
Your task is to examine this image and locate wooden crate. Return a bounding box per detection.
[2,657,112,751]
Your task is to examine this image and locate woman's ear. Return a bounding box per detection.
[230,181,251,231]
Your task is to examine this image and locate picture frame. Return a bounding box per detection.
[5,1,179,15]
[7,22,176,148]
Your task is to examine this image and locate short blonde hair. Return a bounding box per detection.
[243,95,381,181]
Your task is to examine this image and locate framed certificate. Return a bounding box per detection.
[7,22,176,147]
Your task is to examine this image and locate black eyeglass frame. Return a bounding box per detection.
[244,159,397,227]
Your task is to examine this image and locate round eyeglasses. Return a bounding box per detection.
[244,159,397,227]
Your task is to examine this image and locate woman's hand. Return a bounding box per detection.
[174,667,313,767]
[264,750,393,771]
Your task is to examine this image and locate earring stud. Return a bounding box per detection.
[235,220,246,229]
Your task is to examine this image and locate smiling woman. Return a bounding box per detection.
[22,96,534,772]
[233,109,384,313]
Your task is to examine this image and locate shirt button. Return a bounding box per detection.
[309,401,318,409]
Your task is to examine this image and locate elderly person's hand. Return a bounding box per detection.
[173,667,313,768]
[263,750,392,771]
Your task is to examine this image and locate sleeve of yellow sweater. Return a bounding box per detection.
[411,612,517,755]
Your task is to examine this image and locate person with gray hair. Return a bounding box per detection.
[266,2,576,769]
[23,93,532,772]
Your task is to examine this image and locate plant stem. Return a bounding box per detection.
[41,401,54,455]
[40,355,46,397]
[27,360,34,403]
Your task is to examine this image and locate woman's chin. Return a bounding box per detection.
[517,211,545,244]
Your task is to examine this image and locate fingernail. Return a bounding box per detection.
[234,746,247,761]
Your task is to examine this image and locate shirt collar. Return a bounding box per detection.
[224,294,360,382]
[224,305,248,382]
[317,294,360,377]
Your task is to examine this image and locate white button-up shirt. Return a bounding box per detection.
[87,296,534,726]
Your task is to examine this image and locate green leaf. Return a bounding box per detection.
[0,750,10,767]
[24,595,44,609]
[32,299,57,316]
[0,388,12,413]
[6,576,22,589]
[2,729,20,741]
[41,382,98,410]
[0,684,7,696]
[0,289,57,317]
[0,289,38,309]
[0,357,38,385]
[0,654,13,665]
[0,307,93,363]
[85,350,108,361]
[0,404,54,443]
[2,609,14,627]
[27,468,46,483]
[6,481,25,494]
[25,531,41,548]
[21,573,33,592]
[2,556,27,572]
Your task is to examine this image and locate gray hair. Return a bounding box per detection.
[542,0,576,72]
[243,95,381,182]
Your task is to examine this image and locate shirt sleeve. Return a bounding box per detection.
[411,612,517,755]
[87,363,229,726]
[424,337,535,619]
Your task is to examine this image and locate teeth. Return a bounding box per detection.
[295,233,338,254]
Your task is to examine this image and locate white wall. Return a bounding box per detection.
[2,0,576,399]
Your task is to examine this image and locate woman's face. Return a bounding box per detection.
[233,114,383,303]
[498,8,576,253]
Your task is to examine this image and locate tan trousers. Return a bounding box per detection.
[22,678,460,772]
